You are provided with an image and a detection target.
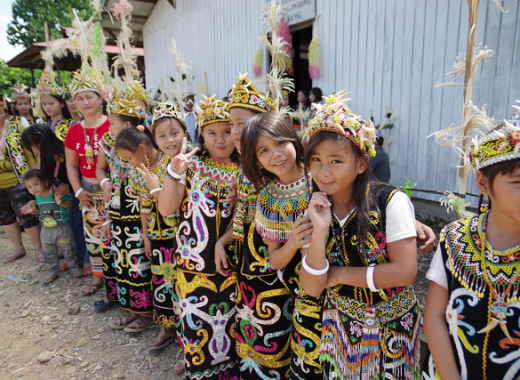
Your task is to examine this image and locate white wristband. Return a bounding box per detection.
[102,220,112,227]
[366,263,380,292]
[167,164,185,179]
[302,254,329,276]
[150,188,161,195]
[75,188,84,197]
[100,178,111,189]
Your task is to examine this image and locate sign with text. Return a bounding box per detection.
[280,0,316,25]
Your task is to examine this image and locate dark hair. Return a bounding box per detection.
[40,95,72,121]
[197,121,240,165]
[241,112,305,189]
[298,89,310,108]
[24,168,42,182]
[112,114,158,149]
[22,124,65,186]
[13,97,34,119]
[115,125,158,153]
[151,117,186,139]
[310,87,323,102]
[304,132,373,260]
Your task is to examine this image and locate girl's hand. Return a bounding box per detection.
[215,241,230,277]
[416,220,437,254]
[78,190,94,209]
[220,183,237,211]
[288,214,313,250]
[143,234,152,260]
[103,222,113,241]
[170,137,199,175]
[307,192,332,232]
[102,180,112,204]
[55,192,63,205]
[136,164,161,193]
[21,201,38,215]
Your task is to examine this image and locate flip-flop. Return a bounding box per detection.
[95,300,114,311]
[82,283,101,296]
[37,255,45,264]
[42,274,59,284]
[3,252,26,263]
[148,336,177,351]
[71,271,85,278]
[173,361,185,375]
[108,315,138,331]
[82,266,93,276]
[60,263,69,271]
[123,315,153,333]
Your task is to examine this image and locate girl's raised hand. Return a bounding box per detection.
[136,164,161,192]
[307,192,332,232]
[288,213,313,250]
[170,137,199,176]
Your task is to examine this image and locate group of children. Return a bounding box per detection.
[2,60,519,380]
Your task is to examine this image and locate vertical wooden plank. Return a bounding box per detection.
[363,0,377,117]
[349,0,360,110]
[335,0,345,93]
[341,0,352,93]
[372,0,385,122]
[507,1,520,118]
[380,0,394,163]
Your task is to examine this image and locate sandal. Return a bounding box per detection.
[148,335,177,351]
[37,253,45,263]
[71,271,85,278]
[42,274,59,284]
[3,252,26,263]
[174,361,185,375]
[82,282,102,296]
[124,314,153,333]
[60,263,69,272]
[82,266,93,276]
[109,314,139,330]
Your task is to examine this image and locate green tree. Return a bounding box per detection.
[7,0,91,48]
[0,60,73,97]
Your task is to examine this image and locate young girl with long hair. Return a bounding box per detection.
[423,121,520,380]
[299,92,421,379]
[131,103,187,375]
[96,84,155,331]
[10,84,43,126]
[64,71,110,294]
[240,112,321,379]
[159,96,240,380]
[22,124,86,268]
[215,74,295,380]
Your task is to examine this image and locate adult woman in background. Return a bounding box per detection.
[0,95,42,263]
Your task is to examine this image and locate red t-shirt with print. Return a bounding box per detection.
[64,118,110,179]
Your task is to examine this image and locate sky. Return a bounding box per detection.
[0,0,25,62]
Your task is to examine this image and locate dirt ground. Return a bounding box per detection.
[0,228,184,380]
[0,214,441,380]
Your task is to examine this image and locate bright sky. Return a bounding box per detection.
[0,0,25,62]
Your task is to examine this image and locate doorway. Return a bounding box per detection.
[289,25,313,109]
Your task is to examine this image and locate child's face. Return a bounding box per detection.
[478,165,520,224]
[255,135,298,183]
[25,177,45,196]
[229,107,257,151]
[67,96,77,113]
[200,121,234,162]
[109,113,129,137]
[41,95,62,118]
[117,145,146,168]
[154,119,186,158]
[309,138,367,196]
[15,99,32,116]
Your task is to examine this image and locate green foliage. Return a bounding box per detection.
[7,0,91,48]
[0,60,73,97]
[398,177,417,199]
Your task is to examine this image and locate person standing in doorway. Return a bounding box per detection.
[369,129,391,183]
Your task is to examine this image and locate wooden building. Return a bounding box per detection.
[143,0,520,204]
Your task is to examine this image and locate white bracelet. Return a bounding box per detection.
[100,178,111,189]
[75,188,84,197]
[102,220,112,227]
[302,254,329,276]
[167,164,185,179]
[366,263,380,292]
[150,188,161,195]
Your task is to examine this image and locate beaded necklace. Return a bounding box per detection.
[477,212,520,342]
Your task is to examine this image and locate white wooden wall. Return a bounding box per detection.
[144,0,520,205]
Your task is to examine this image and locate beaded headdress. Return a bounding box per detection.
[196,96,230,128]
[228,73,276,113]
[469,122,520,171]
[70,70,102,97]
[36,68,67,98]
[108,81,148,119]
[152,102,184,124]
[305,90,377,157]
[11,84,30,103]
